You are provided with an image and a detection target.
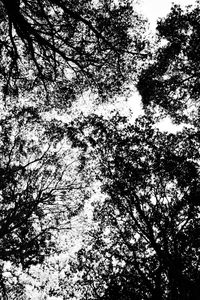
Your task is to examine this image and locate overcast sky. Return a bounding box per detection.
[140,0,196,29]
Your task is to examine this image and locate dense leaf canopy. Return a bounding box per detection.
[72,113,200,299]
[0,0,146,104]
[1,1,200,300]
[137,3,200,124]
[0,100,86,268]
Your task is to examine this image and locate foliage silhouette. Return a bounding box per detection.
[137,3,200,124]
[71,113,200,300]
[0,0,147,103]
[0,99,88,298]
[1,1,200,299]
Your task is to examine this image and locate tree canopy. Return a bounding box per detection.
[0,0,200,299]
[69,113,200,300]
[0,0,147,104]
[137,3,200,124]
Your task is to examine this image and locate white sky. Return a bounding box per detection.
[140,0,197,30]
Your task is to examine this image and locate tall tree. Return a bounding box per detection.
[0,1,149,297]
[137,2,200,124]
[0,0,147,104]
[71,113,200,300]
[54,3,200,299]
[0,97,88,298]
[0,1,150,298]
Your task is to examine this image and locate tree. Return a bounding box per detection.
[0,0,147,104]
[66,3,200,299]
[70,113,200,300]
[0,1,150,297]
[4,1,200,299]
[137,2,200,124]
[0,97,88,299]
